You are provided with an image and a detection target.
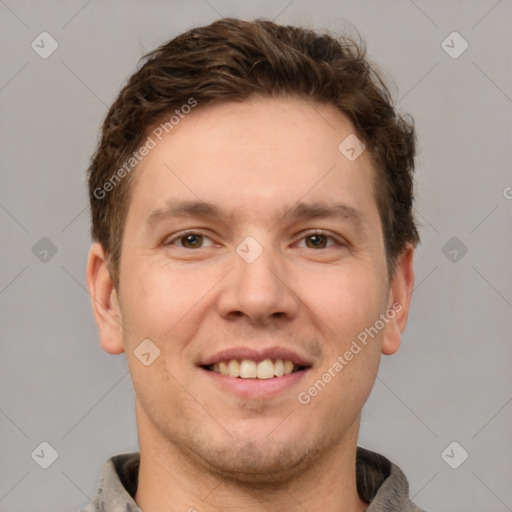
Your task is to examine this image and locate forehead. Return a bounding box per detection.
[127,96,380,231]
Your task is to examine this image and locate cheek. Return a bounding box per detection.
[120,256,214,337]
[127,354,194,431]
[306,265,387,340]
[308,267,386,407]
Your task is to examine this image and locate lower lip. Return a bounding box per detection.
[200,367,311,399]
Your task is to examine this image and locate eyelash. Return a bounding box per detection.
[163,230,344,249]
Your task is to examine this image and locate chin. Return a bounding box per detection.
[210,449,311,486]
[184,434,329,487]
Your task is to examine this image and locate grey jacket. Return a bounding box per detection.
[81,447,427,511]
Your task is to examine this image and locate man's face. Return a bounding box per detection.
[90,96,412,482]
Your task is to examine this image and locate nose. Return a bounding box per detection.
[216,240,299,325]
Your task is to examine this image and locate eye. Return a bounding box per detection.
[297,232,340,249]
[164,231,215,249]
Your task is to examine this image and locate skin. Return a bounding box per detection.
[87,96,415,512]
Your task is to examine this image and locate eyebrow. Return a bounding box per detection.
[144,199,365,230]
[289,202,363,226]
[145,199,222,230]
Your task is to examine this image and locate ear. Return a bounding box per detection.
[381,244,415,356]
[86,243,125,355]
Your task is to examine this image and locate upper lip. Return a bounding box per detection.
[198,347,313,367]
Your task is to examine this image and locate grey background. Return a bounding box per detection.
[0,1,511,511]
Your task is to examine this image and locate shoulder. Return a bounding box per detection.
[79,453,141,512]
[356,446,429,512]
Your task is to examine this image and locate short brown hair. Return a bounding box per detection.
[87,17,419,289]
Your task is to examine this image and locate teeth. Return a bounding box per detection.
[219,361,229,376]
[209,358,301,379]
[239,360,257,378]
[257,359,274,379]
[228,359,240,378]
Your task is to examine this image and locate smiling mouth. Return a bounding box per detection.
[203,358,307,379]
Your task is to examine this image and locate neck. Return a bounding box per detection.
[134,410,368,512]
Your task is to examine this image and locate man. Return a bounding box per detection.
[84,17,424,512]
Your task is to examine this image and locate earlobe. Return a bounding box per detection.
[85,243,125,355]
[381,244,415,356]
